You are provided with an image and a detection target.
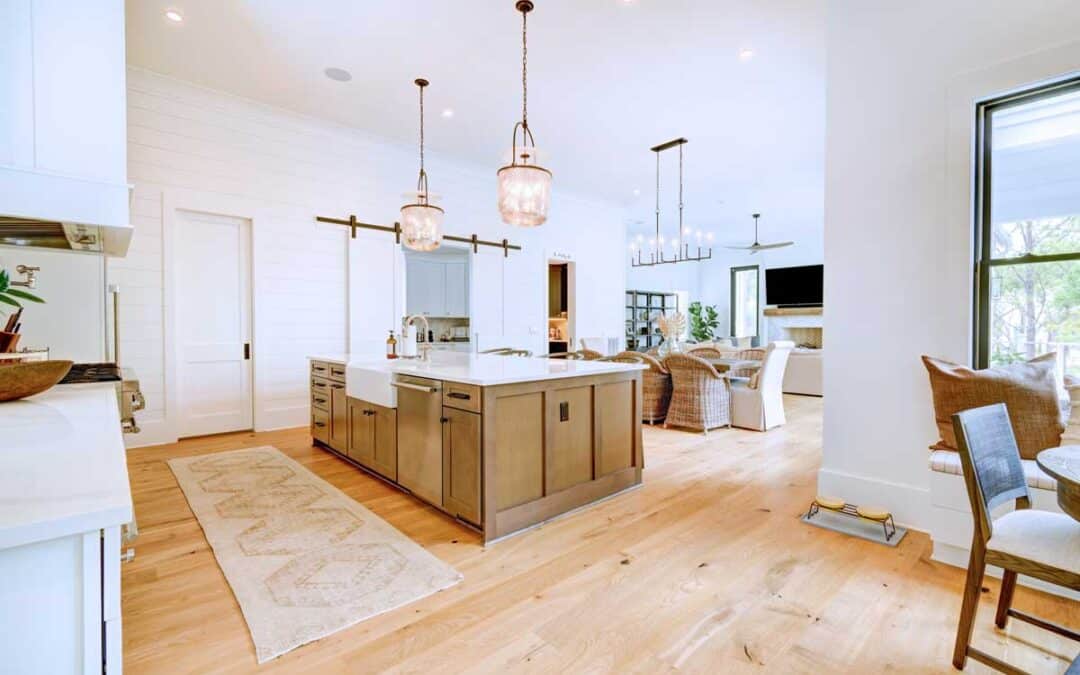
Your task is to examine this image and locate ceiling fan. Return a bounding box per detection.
[724,213,794,254]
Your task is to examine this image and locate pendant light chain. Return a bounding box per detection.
[521,7,528,129]
[418,82,427,203]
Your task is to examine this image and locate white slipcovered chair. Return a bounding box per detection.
[729,340,794,431]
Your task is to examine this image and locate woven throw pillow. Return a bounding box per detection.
[921,353,1064,459]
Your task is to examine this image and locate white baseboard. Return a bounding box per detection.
[817,467,931,532]
[256,405,307,432]
[123,419,174,449]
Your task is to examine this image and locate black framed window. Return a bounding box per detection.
[730,265,759,345]
[974,77,1080,378]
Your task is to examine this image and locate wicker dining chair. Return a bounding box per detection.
[501,349,532,357]
[616,351,671,424]
[577,349,604,360]
[730,347,766,378]
[547,351,583,360]
[598,354,643,364]
[480,347,513,355]
[663,353,732,433]
[687,346,724,359]
[951,404,1080,672]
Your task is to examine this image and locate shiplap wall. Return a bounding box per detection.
[117,68,626,447]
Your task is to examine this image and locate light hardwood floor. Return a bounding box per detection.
[123,396,1078,673]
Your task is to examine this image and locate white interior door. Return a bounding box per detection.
[175,209,253,438]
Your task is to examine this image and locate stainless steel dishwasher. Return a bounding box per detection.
[392,375,444,506]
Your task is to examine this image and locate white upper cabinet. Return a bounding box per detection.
[0,0,130,231]
[444,261,468,317]
[405,255,469,318]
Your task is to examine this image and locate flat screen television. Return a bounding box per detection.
[765,264,823,307]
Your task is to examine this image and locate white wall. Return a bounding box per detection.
[119,68,627,447]
[822,0,1080,528]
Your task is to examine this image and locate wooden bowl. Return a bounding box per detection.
[0,360,74,402]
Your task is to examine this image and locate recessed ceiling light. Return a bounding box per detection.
[164,8,184,23]
[441,108,454,119]
[324,67,352,82]
[632,188,640,197]
[738,48,755,62]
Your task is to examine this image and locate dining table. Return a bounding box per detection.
[1036,445,1080,521]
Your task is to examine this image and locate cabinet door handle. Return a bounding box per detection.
[314,397,326,404]
[331,383,344,390]
[447,392,471,400]
[314,421,326,427]
[440,417,449,424]
[313,381,326,388]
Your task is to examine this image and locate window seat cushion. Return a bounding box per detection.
[929,449,1057,491]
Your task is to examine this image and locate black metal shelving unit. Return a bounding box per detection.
[625,290,678,352]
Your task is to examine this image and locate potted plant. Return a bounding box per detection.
[688,301,719,342]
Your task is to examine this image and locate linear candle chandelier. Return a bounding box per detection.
[630,137,713,267]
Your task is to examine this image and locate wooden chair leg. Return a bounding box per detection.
[953,549,987,670]
[995,570,1017,629]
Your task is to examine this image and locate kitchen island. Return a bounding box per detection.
[309,353,645,542]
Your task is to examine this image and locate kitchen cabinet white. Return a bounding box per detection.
[0,0,129,230]
[406,259,445,316]
[406,257,469,318]
[444,262,468,317]
[0,385,132,675]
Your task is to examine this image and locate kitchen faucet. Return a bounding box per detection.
[403,314,431,361]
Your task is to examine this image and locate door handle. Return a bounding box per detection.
[392,381,439,393]
[244,342,251,360]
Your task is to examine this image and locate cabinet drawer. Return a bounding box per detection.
[311,376,331,398]
[443,382,481,413]
[311,388,330,411]
[310,360,330,378]
[312,408,330,443]
[328,363,347,382]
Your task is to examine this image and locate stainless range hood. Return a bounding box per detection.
[0,216,133,256]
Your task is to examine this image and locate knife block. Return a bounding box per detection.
[0,331,19,353]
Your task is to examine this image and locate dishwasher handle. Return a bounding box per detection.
[392,381,439,394]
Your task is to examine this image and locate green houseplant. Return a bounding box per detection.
[688,301,720,342]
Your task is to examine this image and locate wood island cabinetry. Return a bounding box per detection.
[311,357,643,542]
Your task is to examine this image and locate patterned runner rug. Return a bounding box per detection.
[169,446,462,663]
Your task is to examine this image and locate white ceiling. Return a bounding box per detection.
[125,0,825,244]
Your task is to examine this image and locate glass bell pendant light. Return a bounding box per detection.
[401,78,444,251]
[497,0,552,227]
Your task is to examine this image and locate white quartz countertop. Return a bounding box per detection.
[0,383,133,550]
[308,354,351,364]
[346,351,645,387]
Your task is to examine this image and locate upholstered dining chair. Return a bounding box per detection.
[729,341,793,431]
[616,351,671,424]
[951,404,1080,673]
[663,353,732,434]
